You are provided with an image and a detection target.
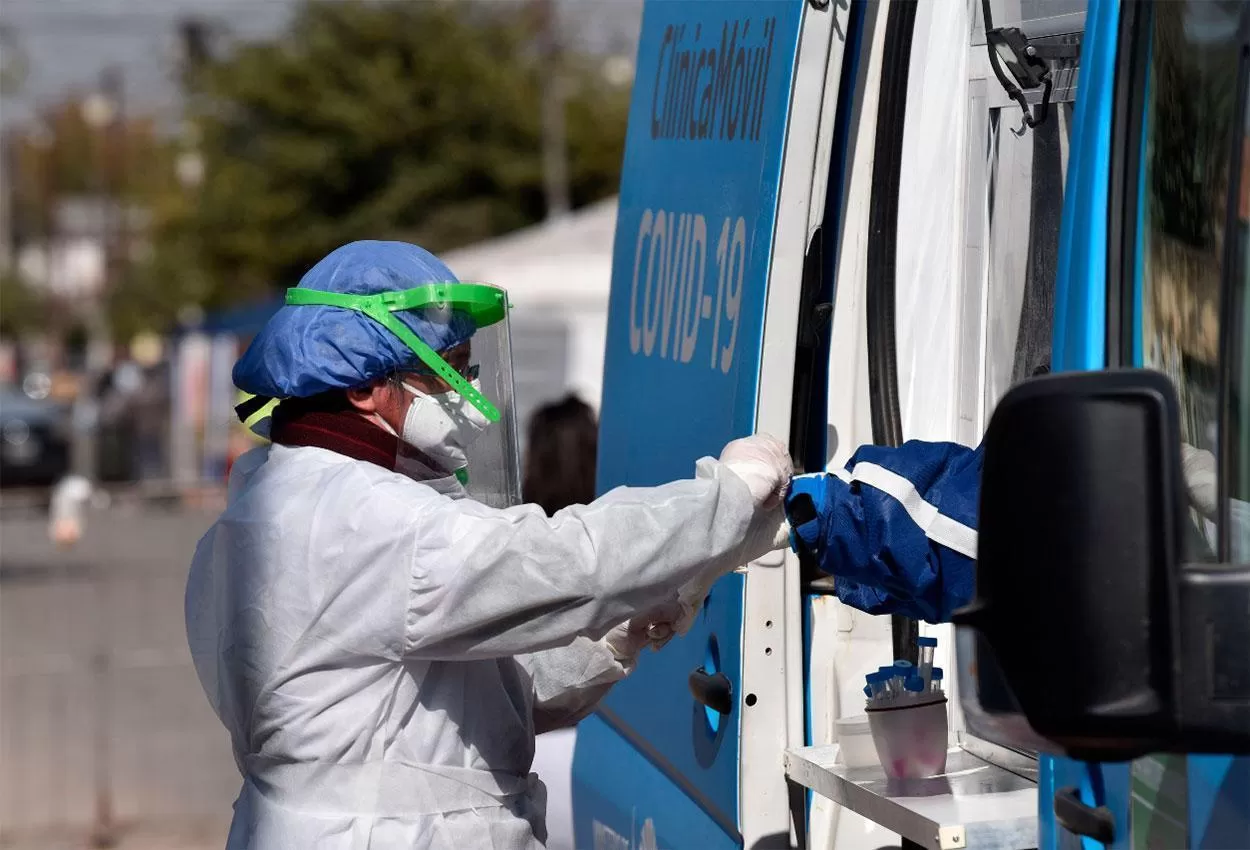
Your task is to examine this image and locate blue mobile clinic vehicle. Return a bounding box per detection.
[573,0,1249,848]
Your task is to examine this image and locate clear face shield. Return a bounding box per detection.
[285,283,522,508]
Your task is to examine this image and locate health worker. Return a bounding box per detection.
[185,240,792,850]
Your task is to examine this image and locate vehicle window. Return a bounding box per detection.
[1230,67,1250,562]
[1135,0,1244,560]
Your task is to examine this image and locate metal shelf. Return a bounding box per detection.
[784,745,1039,850]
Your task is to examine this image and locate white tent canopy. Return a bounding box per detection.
[441,198,617,436]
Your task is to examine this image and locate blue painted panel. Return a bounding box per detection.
[597,0,805,496]
[575,0,807,842]
[1189,756,1250,849]
[589,572,746,833]
[572,712,744,850]
[1052,0,1117,375]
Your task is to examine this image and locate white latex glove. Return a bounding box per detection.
[645,571,719,649]
[641,598,686,649]
[719,433,793,509]
[603,621,647,668]
[645,512,788,649]
[638,436,793,652]
[640,435,792,649]
[604,601,683,667]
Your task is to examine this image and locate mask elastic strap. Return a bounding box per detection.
[371,412,400,439]
[284,287,500,422]
[235,394,274,424]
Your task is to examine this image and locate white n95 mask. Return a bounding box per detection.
[398,379,491,473]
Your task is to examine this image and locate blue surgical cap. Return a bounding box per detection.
[233,240,477,398]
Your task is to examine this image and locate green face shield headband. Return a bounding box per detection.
[284,283,509,422]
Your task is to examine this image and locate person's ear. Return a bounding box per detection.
[347,379,408,433]
[346,384,381,413]
[346,379,399,415]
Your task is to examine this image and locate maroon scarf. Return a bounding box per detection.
[269,398,399,472]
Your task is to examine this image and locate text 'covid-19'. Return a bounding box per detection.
[629,209,749,375]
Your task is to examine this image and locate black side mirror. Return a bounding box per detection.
[953,369,1250,761]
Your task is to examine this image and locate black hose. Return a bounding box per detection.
[866,0,918,663]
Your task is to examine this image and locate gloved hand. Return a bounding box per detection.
[604,599,684,666]
[603,620,649,667]
[648,504,790,651]
[632,436,793,655]
[646,569,720,648]
[720,433,793,509]
[1181,442,1217,518]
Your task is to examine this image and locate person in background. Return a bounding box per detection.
[131,360,171,481]
[522,394,598,516]
[48,473,92,548]
[782,367,1056,624]
[786,442,983,624]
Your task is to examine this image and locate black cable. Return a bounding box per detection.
[980,0,1053,132]
[866,0,913,454]
[866,0,917,664]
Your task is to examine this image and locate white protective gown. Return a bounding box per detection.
[186,443,778,849]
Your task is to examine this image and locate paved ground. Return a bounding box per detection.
[0,505,236,847]
[0,503,578,849]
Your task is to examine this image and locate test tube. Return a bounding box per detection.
[892,660,913,694]
[879,666,897,696]
[868,672,887,701]
[904,674,924,699]
[930,667,944,693]
[918,636,937,688]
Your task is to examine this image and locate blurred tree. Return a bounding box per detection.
[0,271,45,337]
[5,99,178,337]
[8,101,169,248]
[162,0,631,305]
[2,93,182,342]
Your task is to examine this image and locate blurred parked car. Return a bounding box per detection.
[0,385,71,488]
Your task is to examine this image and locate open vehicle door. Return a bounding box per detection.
[571,1,853,847]
[1038,0,1250,846]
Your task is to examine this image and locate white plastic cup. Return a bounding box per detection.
[866,698,949,779]
[835,714,879,769]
